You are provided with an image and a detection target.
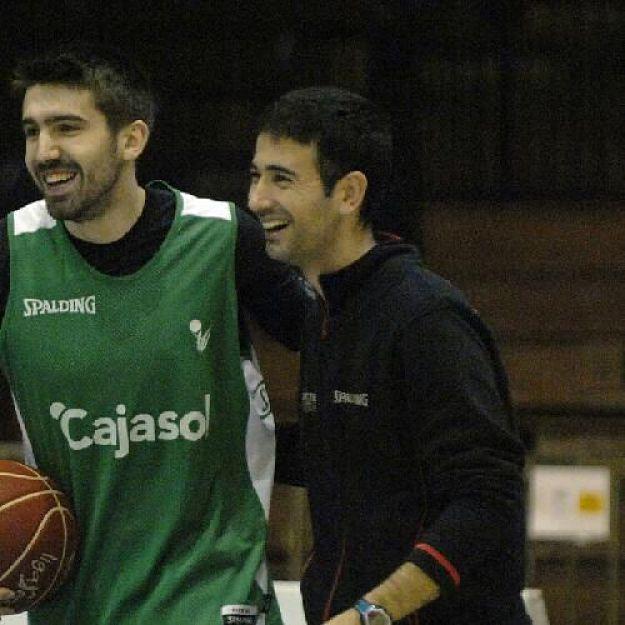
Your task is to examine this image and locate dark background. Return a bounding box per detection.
[2,1,624,244]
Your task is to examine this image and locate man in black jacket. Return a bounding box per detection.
[248,87,530,625]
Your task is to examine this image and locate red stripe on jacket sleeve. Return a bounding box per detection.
[414,543,461,587]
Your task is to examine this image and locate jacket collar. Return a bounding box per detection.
[319,237,420,316]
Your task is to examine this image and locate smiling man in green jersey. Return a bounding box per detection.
[0,43,307,625]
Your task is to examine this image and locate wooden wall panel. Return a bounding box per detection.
[267,484,312,581]
[502,343,625,409]
[421,201,625,408]
[462,278,625,342]
[421,202,625,279]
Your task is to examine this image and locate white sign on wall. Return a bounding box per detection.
[528,464,611,542]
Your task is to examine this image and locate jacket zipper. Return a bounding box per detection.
[317,287,341,621]
[319,293,330,340]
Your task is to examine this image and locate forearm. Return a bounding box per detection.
[323,563,440,625]
[363,562,440,620]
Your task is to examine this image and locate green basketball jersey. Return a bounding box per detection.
[0,183,283,625]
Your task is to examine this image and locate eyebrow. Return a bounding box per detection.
[250,162,297,178]
[22,114,87,127]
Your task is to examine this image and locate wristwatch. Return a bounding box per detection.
[354,599,392,625]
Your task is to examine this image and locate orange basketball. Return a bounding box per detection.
[0,459,77,613]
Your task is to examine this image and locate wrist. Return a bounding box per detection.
[354,598,392,625]
[365,562,440,619]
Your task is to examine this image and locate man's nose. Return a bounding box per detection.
[34,131,61,162]
[248,181,272,214]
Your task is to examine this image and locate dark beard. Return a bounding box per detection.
[45,161,123,223]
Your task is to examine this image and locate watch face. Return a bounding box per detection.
[366,609,391,625]
[355,601,392,625]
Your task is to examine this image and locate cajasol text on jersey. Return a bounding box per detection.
[49,395,211,459]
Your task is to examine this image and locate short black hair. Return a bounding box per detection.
[12,42,157,133]
[256,86,393,229]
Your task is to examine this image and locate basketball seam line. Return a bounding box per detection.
[0,472,48,481]
[30,473,72,608]
[0,490,64,514]
[0,505,71,583]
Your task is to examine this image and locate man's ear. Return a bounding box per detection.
[118,120,150,161]
[335,170,368,216]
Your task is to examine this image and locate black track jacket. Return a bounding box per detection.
[276,241,530,625]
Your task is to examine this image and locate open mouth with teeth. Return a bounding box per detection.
[41,170,79,195]
[262,219,290,236]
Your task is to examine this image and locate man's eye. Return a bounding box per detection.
[274,174,292,185]
[58,124,80,134]
[23,127,38,138]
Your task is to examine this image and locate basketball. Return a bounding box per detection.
[0,459,77,613]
